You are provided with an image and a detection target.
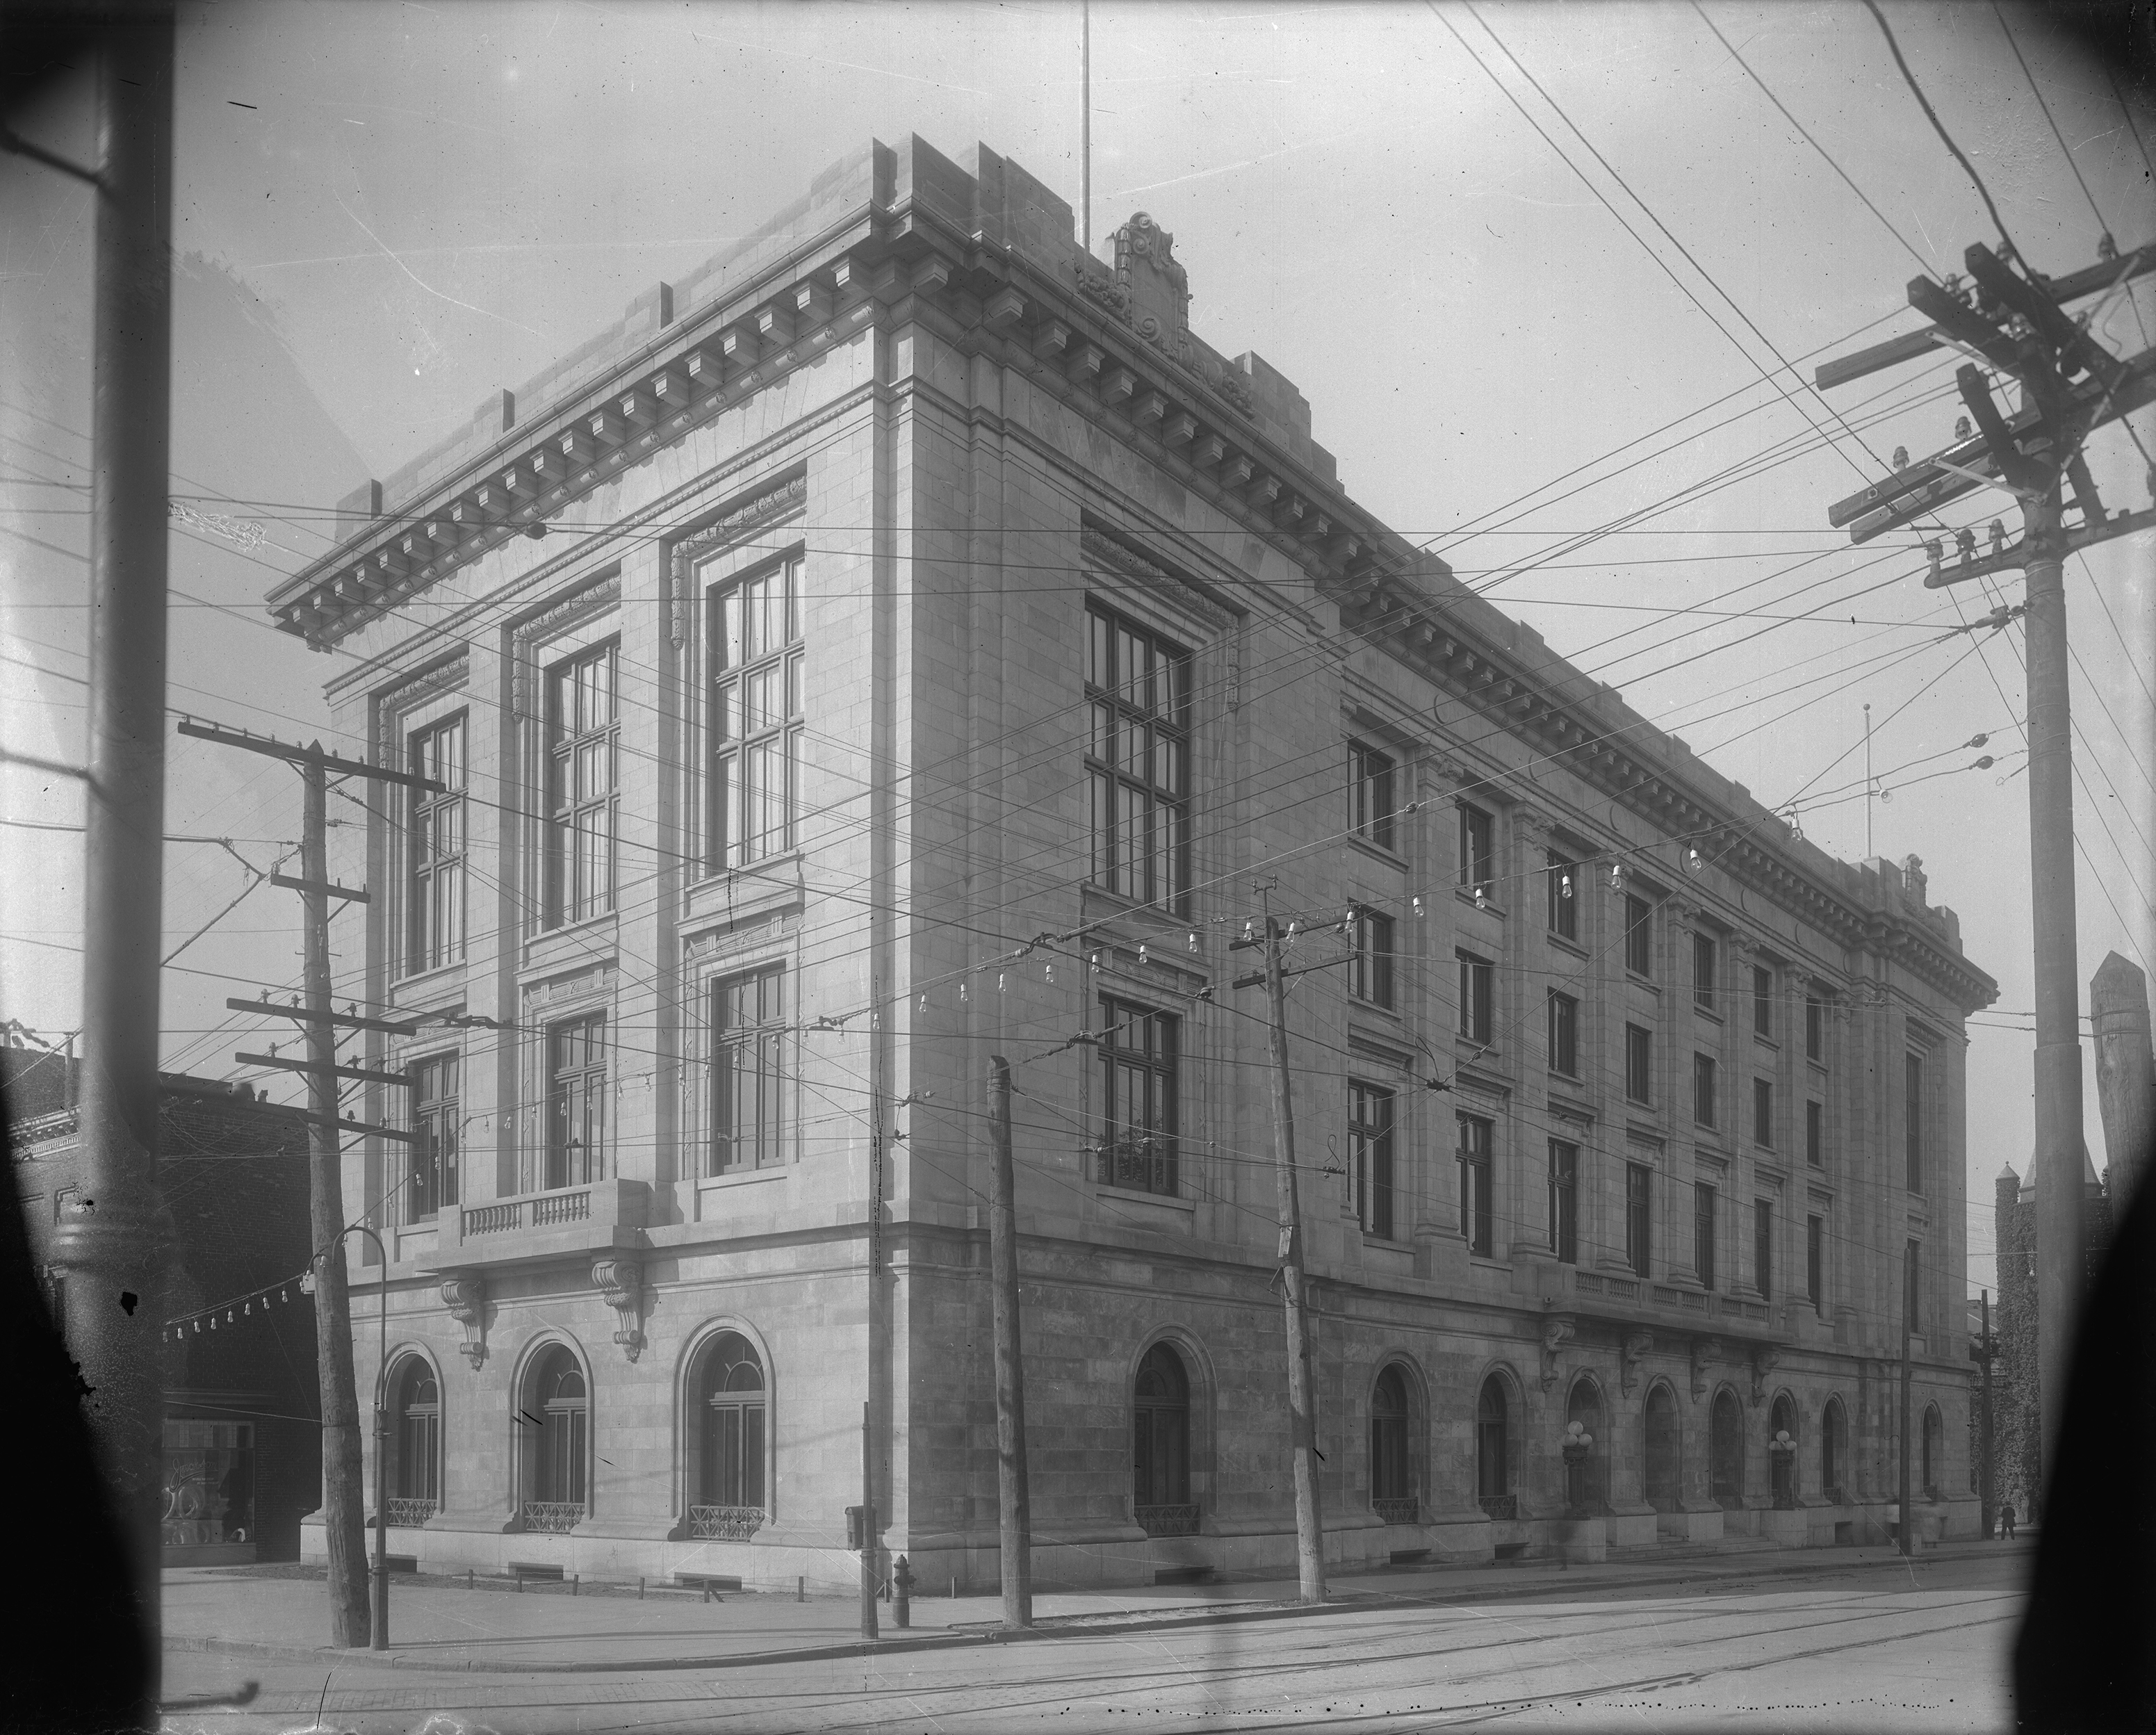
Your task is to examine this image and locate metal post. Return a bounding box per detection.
[44,13,177,1727]
[345,1223,390,1652]
[304,754,370,1646]
[986,1057,1033,1627]
[1899,1241,1914,1557]
[2021,489,2085,1488]
[859,1401,879,1640]
[1261,913,1327,1604]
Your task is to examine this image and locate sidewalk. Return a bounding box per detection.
[164,1535,2034,1677]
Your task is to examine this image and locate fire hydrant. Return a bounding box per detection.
[892,1553,914,1629]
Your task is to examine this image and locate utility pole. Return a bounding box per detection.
[43,11,177,1725]
[1236,911,1326,1604]
[1899,1241,1915,1558]
[1818,237,2156,1491]
[179,718,434,1646]
[860,1401,879,1640]
[986,1057,1034,1627]
[1971,1289,1996,1539]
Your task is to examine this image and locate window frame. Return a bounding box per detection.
[1547,989,1579,1077]
[1806,1098,1824,1168]
[1692,932,1717,1012]
[708,553,805,874]
[405,1050,460,1223]
[1457,952,1494,1044]
[1624,893,1653,978]
[1347,905,1396,1011]
[1624,1023,1653,1105]
[1904,1052,1925,1194]
[1751,964,1773,1037]
[1754,1198,1773,1300]
[1545,850,1580,940]
[1457,1111,1494,1256]
[1806,993,1825,1062]
[710,963,790,1176]
[1693,1052,1718,1130]
[1548,1138,1578,1264]
[1348,1080,1396,1241]
[1098,996,1179,1198]
[407,711,467,975]
[1457,803,1494,897]
[1086,601,1193,915]
[1625,1162,1653,1276]
[1694,1181,1717,1290]
[1348,738,1397,854]
[1806,1213,1824,1311]
[1752,1077,1773,1149]
[544,639,621,928]
[544,1011,608,1191]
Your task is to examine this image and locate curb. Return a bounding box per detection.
[162,1542,2026,1677]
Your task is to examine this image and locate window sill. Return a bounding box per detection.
[698,1164,786,1191]
[1546,931,1587,959]
[1752,1033,1780,1052]
[1693,1004,1722,1024]
[1079,882,1190,930]
[524,910,618,972]
[391,959,468,1004]
[1347,833,1409,872]
[1093,1181,1194,1213]
[1627,974,1661,995]
[695,847,805,893]
[1454,888,1505,918]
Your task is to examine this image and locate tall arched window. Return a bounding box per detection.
[1769,1394,1798,1509]
[1822,1396,1847,1504]
[689,1332,767,1539]
[524,1346,587,1531]
[1564,1378,1605,1513]
[1476,1376,1513,1518]
[1710,1390,1745,1508]
[1371,1365,1414,1522]
[1133,1343,1194,1534]
[1644,1383,1681,1513]
[388,1358,440,1524]
[1921,1403,1943,1497]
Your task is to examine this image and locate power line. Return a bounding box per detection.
[1862,0,2024,264]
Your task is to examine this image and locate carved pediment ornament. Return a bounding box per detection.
[592,1257,645,1362]
[1540,1312,1576,1392]
[440,1275,488,1369]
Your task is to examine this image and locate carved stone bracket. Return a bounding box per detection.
[591,1258,644,1362]
[1690,1335,1721,1401]
[1622,1330,1654,1397]
[440,1275,487,1370]
[1750,1346,1781,1406]
[1540,1313,1576,1392]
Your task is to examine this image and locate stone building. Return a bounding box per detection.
[269,136,1995,1591]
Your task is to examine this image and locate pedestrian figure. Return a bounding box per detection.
[2001,1501,2016,1540]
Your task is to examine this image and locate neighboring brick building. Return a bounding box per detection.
[6,1048,320,1563]
[268,136,1996,1591]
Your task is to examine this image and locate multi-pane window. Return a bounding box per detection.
[711,965,787,1175]
[1457,1112,1494,1255]
[1692,933,1717,1011]
[1458,804,1494,897]
[1806,993,1824,1061]
[408,714,466,973]
[1753,1078,1773,1148]
[1904,1239,1922,1331]
[1806,1099,1824,1168]
[1547,991,1579,1077]
[1807,1214,1824,1310]
[1457,952,1493,1043]
[1754,1198,1773,1300]
[1625,1163,1652,1275]
[1625,1023,1653,1104]
[406,1053,459,1223]
[1548,1139,1578,1264]
[696,1333,766,1513]
[546,642,619,926]
[1694,1182,1717,1289]
[1546,852,1578,940]
[1624,893,1653,977]
[1086,603,1191,913]
[1348,740,1396,853]
[1752,965,1773,1036]
[1349,1082,1396,1241]
[1347,907,1395,1010]
[545,1013,607,1189]
[1693,1054,1717,1129]
[1100,998,1178,1196]
[1904,1052,1925,1193]
[710,555,803,871]
[393,1359,440,1508]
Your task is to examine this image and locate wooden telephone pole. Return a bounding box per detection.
[1818,238,2156,1491]
[181,718,435,1647]
[986,1057,1034,1627]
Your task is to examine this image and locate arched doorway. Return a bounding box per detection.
[1371,1364,1414,1523]
[1710,1389,1745,1508]
[1768,1394,1798,1509]
[1564,1377,1605,1513]
[388,1356,441,1524]
[689,1331,767,1539]
[523,1344,587,1531]
[1134,1343,1194,1535]
[1921,1403,1944,1498]
[1821,1397,1847,1504]
[1644,1383,1681,1513]
[1476,1375,1514,1519]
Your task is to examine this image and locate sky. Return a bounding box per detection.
[2,1,2152,1304]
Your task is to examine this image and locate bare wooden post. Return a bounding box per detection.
[987,1057,1033,1627]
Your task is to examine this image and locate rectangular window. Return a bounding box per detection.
[1458,804,1494,897]
[1624,893,1653,977]
[1694,1182,1717,1290]
[1752,964,1773,1037]
[1548,1139,1578,1264]
[1904,1052,1924,1193]
[1625,1023,1653,1105]
[1546,851,1578,940]
[1626,1162,1652,1276]
[1807,1214,1824,1310]
[1806,993,1824,1061]
[1547,990,1579,1077]
[1457,952,1494,1043]
[1100,998,1178,1196]
[1692,933,1717,1011]
[1348,740,1396,853]
[408,714,466,973]
[1904,1239,1922,1330]
[710,555,803,871]
[1754,1198,1773,1301]
[546,642,619,926]
[1349,1082,1396,1241]
[546,1012,607,1189]
[406,1052,459,1222]
[1753,1078,1773,1148]
[1086,603,1191,913]
[1348,906,1395,1010]
[1806,1099,1824,1168]
[1693,1054,1717,1129]
[1457,1112,1493,1255]
[711,965,787,1174]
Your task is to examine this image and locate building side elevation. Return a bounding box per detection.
[273,136,1998,1590]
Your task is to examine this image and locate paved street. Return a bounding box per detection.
[158,1547,2025,1733]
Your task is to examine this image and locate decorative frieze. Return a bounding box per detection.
[669,472,809,644]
